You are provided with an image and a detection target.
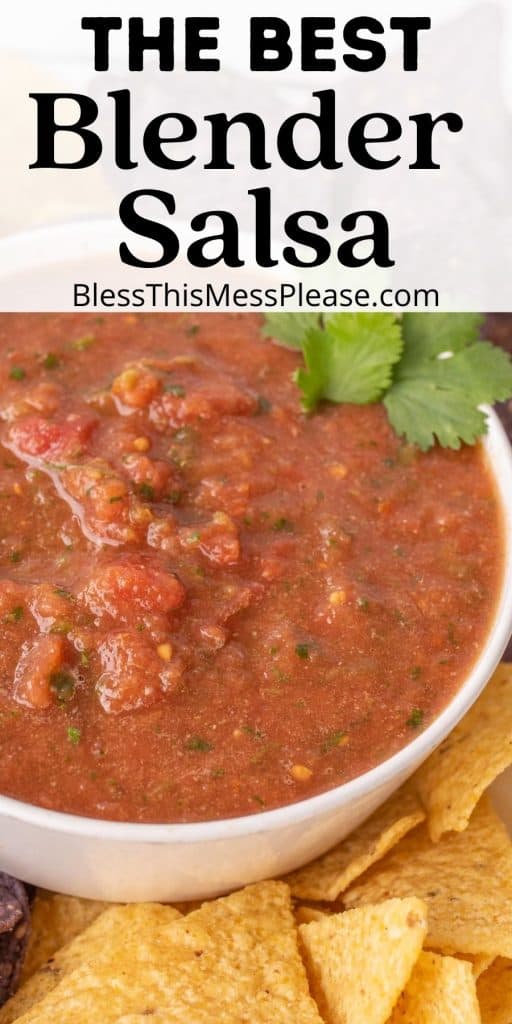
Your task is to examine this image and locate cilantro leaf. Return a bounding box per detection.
[296,313,403,411]
[261,313,321,350]
[385,313,512,450]
[384,379,488,451]
[398,313,484,365]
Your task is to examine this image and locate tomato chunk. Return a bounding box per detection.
[96,631,183,713]
[9,413,97,461]
[112,365,162,409]
[81,559,186,626]
[14,635,66,709]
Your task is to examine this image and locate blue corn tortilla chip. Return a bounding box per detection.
[0,873,31,1007]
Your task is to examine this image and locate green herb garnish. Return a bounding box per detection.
[9,366,26,381]
[50,671,75,702]
[165,384,186,397]
[407,707,424,729]
[262,312,512,451]
[321,729,347,753]
[295,643,310,659]
[273,517,293,532]
[138,482,155,501]
[9,551,22,564]
[72,335,95,351]
[185,736,212,752]
[5,606,23,623]
[42,352,60,370]
[67,726,81,745]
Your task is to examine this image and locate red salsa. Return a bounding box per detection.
[0,313,503,821]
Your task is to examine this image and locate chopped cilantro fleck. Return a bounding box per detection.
[109,493,125,503]
[186,736,212,752]
[67,726,81,746]
[410,666,422,679]
[252,794,266,807]
[138,482,155,501]
[80,651,90,668]
[407,708,424,729]
[9,551,22,564]
[166,490,183,505]
[256,395,272,414]
[321,729,347,754]
[273,517,293,532]
[42,352,60,370]
[50,621,73,636]
[211,767,225,778]
[165,384,186,397]
[295,643,310,659]
[50,671,75,702]
[242,725,264,740]
[72,335,95,351]
[9,366,26,381]
[54,588,72,600]
[5,606,23,623]
[357,596,369,610]
[185,324,200,336]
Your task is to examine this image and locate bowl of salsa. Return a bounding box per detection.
[0,311,510,901]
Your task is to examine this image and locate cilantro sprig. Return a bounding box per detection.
[262,312,512,451]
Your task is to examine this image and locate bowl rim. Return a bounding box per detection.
[0,408,511,843]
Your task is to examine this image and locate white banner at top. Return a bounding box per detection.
[0,0,511,311]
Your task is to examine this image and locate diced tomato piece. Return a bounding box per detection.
[28,583,73,633]
[196,477,250,517]
[9,413,97,461]
[0,580,28,618]
[96,631,183,713]
[81,559,186,625]
[180,513,240,566]
[123,453,174,499]
[112,366,162,409]
[1,382,63,424]
[14,635,65,709]
[153,381,257,428]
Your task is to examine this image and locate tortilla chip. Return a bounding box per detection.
[20,893,109,983]
[15,882,323,1024]
[299,898,427,1024]
[285,786,425,901]
[294,907,328,926]
[388,951,480,1023]
[344,797,512,957]
[0,904,180,1024]
[477,958,512,1023]
[416,663,512,841]
[453,953,494,979]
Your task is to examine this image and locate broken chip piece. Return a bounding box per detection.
[416,663,512,841]
[285,785,425,901]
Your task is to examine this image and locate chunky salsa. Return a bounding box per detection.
[0,313,503,822]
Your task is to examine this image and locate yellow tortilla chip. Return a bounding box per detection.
[0,904,180,1024]
[416,662,512,841]
[388,951,480,1023]
[20,893,110,982]
[294,906,329,926]
[285,786,425,901]
[299,897,427,1024]
[16,882,323,1024]
[477,958,512,1023]
[344,797,512,957]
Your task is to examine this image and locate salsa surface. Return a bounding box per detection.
[0,313,503,822]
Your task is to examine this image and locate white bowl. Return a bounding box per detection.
[0,407,510,901]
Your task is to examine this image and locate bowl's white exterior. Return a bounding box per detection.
[0,407,510,901]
